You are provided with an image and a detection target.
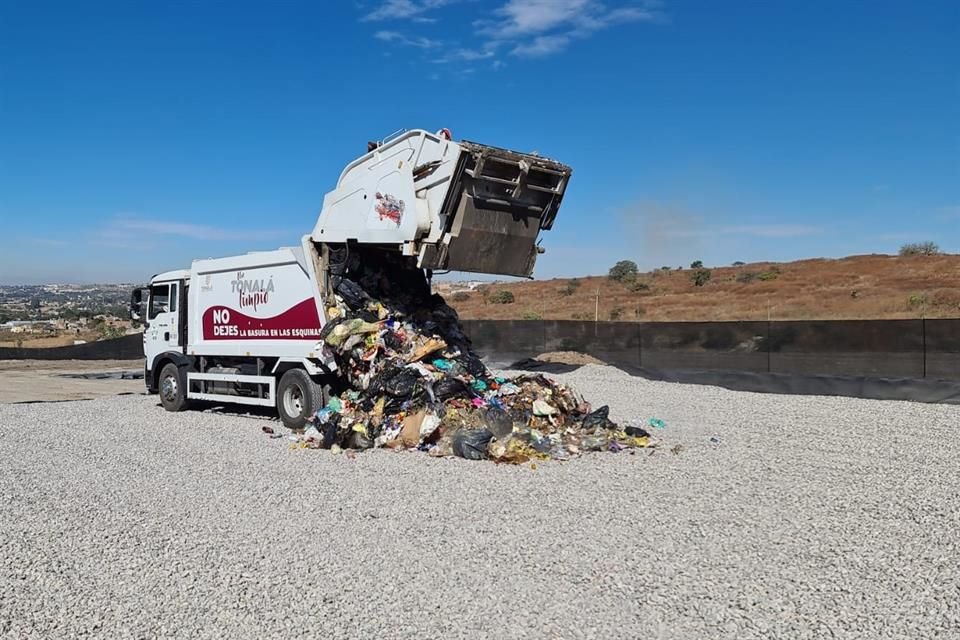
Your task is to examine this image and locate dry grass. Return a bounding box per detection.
[442,254,960,322]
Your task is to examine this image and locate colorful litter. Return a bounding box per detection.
[280,250,655,463]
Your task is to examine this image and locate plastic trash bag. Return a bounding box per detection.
[335,277,369,309]
[625,425,650,438]
[481,406,513,439]
[582,405,616,430]
[532,399,558,416]
[452,429,493,460]
[319,316,345,341]
[433,377,469,401]
[581,434,610,451]
[461,355,487,377]
[384,369,419,397]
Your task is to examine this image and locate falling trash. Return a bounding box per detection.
[278,249,657,463]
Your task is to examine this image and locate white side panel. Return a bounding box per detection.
[186,248,329,360]
[312,129,460,245]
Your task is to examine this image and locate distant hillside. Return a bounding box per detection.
[438,254,960,322]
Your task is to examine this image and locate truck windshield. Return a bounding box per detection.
[148,284,170,319]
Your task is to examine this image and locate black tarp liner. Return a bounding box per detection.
[462,319,960,381]
[638,321,768,372]
[767,320,925,378]
[0,334,143,360]
[926,319,960,380]
[544,321,641,367]
[509,358,960,406]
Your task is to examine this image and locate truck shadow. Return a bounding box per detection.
[153,400,281,423]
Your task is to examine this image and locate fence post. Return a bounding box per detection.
[766,319,772,373]
[922,317,927,378]
[637,322,643,368]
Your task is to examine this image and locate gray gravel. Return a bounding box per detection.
[2,364,958,639]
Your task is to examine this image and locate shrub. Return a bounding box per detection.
[732,261,746,267]
[690,260,703,269]
[571,311,592,320]
[907,293,927,309]
[736,271,758,284]
[488,290,515,304]
[608,260,639,282]
[559,278,582,296]
[608,307,625,321]
[521,310,542,320]
[757,271,779,281]
[626,280,651,292]
[449,291,470,302]
[690,268,712,287]
[899,242,940,256]
[661,266,671,271]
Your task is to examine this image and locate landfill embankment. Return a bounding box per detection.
[2,364,958,639]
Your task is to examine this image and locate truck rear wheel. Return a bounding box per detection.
[276,369,327,430]
[158,363,188,412]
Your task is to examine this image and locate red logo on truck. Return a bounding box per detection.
[375,192,404,226]
[202,299,322,340]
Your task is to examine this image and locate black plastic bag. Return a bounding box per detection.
[625,426,650,438]
[335,277,369,309]
[582,405,616,430]
[452,429,493,460]
[383,331,404,351]
[349,430,374,449]
[482,406,513,439]
[433,377,469,401]
[461,355,487,377]
[319,316,345,341]
[383,396,405,415]
[384,369,419,397]
[368,361,403,395]
[321,419,339,448]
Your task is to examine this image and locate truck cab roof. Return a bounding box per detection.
[151,269,191,283]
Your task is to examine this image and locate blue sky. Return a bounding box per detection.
[1,0,957,284]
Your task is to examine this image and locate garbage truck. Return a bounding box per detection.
[130,128,572,428]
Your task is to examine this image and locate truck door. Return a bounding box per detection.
[144,281,183,365]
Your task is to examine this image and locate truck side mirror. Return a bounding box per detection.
[130,288,146,321]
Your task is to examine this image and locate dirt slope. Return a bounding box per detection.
[440,254,960,322]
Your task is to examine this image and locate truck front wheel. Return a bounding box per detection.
[276,369,327,430]
[158,363,188,412]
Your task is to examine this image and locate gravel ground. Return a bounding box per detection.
[2,364,958,639]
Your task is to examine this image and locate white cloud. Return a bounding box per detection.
[105,214,290,242]
[719,225,823,238]
[511,34,570,57]
[450,47,496,61]
[478,0,662,57]
[482,0,593,38]
[363,0,664,63]
[362,0,455,22]
[374,29,440,48]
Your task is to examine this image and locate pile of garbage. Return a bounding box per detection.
[291,247,653,463]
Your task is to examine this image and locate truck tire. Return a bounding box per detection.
[276,369,327,430]
[158,363,189,412]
